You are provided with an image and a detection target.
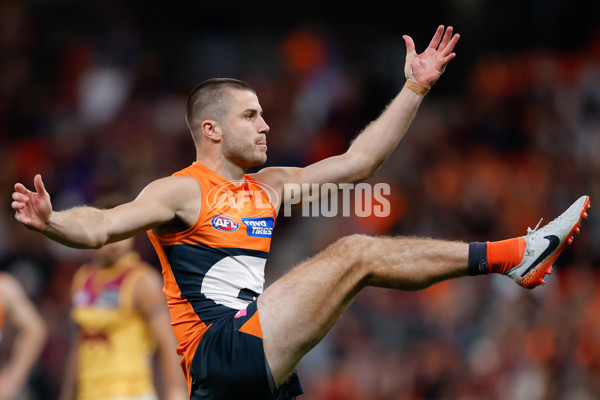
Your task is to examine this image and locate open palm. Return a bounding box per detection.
[403,25,460,88]
[12,174,52,232]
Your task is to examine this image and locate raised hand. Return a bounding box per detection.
[403,25,460,89]
[12,174,53,232]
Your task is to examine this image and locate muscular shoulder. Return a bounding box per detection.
[139,175,202,226]
[142,175,202,200]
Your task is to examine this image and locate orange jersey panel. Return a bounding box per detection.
[147,162,276,378]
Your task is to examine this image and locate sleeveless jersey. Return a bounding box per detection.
[147,161,276,387]
[70,252,157,400]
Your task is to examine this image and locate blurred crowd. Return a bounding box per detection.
[1,1,600,399]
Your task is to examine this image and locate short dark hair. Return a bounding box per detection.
[185,78,256,134]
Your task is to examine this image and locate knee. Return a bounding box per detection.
[329,234,374,264]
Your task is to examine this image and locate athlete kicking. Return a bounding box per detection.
[12,25,590,399]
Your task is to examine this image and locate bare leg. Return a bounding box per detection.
[257,234,468,386]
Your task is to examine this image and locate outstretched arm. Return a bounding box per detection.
[254,25,459,203]
[0,273,47,400]
[12,174,202,249]
[343,25,459,177]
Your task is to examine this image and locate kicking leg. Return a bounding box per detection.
[258,195,590,386]
[258,234,468,386]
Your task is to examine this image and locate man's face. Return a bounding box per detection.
[220,89,270,169]
[96,238,134,266]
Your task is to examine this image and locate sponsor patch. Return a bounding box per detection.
[211,215,239,232]
[242,217,274,238]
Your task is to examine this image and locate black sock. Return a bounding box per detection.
[468,242,488,276]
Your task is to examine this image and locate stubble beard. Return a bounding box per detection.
[222,129,267,169]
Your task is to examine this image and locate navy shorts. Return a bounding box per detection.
[189,301,303,399]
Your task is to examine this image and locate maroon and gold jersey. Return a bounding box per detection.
[70,252,157,400]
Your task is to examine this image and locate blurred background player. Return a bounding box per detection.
[59,196,188,400]
[0,271,47,400]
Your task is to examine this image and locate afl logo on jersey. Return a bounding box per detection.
[211,215,239,232]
